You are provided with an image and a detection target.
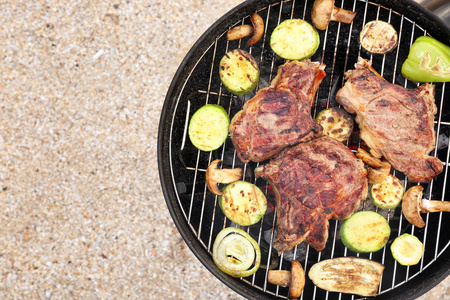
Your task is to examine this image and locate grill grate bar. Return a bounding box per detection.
[418,28,429,276]
[192,37,221,239]
[324,0,364,297]
[435,82,449,259]
[340,0,360,88]
[425,77,446,269]
[398,19,418,286]
[205,25,235,252]
[168,31,221,225]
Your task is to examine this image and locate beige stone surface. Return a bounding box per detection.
[0,0,447,299]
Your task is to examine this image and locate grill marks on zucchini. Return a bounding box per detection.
[340,211,391,253]
[219,49,260,95]
[219,181,267,226]
[371,174,404,209]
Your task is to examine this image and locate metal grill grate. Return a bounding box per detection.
[161,0,450,298]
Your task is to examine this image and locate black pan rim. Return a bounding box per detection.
[158,0,450,299]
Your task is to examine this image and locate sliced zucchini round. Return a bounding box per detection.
[219,49,260,95]
[360,20,398,54]
[188,104,230,151]
[340,211,391,253]
[391,233,423,266]
[270,19,320,60]
[219,180,267,226]
[315,107,353,142]
[371,173,404,209]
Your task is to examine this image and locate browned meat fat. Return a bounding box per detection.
[336,58,443,183]
[255,136,368,253]
[229,60,325,163]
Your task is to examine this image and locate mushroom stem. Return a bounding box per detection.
[227,25,253,41]
[267,270,291,287]
[331,7,357,24]
[421,199,450,213]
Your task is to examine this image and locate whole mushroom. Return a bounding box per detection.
[311,0,357,30]
[402,185,450,228]
[267,260,305,299]
[226,13,265,45]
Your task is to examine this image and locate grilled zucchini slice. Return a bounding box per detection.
[219,180,267,226]
[308,257,384,297]
[340,211,391,253]
[371,173,404,209]
[315,107,353,142]
[391,233,423,266]
[270,19,320,60]
[219,49,260,95]
[188,104,230,151]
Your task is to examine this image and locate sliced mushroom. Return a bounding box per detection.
[367,160,391,184]
[267,260,305,299]
[206,159,242,195]
[226,13,264,45]
[311,0,357,30]
[356,148,382,168]
[402,185,450,228]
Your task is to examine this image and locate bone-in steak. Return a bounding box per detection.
[255,136,368,253]
[336,58,443,183]
[229,60,325,163]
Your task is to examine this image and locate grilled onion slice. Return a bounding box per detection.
[212,227,261,277]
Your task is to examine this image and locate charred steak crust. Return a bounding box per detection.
[229,60,326,163]
[255,136,368,253]
[336,58,443,183]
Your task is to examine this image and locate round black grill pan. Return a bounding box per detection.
[158,0,450,298]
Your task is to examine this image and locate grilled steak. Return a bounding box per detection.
[255,136,368,253]
[336,58,443,183]
[229,60,325,163]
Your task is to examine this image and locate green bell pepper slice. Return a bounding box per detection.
[401,36,450,82]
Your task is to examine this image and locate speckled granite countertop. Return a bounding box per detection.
[0,0,447,299]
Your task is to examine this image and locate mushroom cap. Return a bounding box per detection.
[402,185,425,228]
[248,13,264,46]
[206,159,224,195]
[289,260,305,299]
[206,159,242,196]
[312,0,334,30]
